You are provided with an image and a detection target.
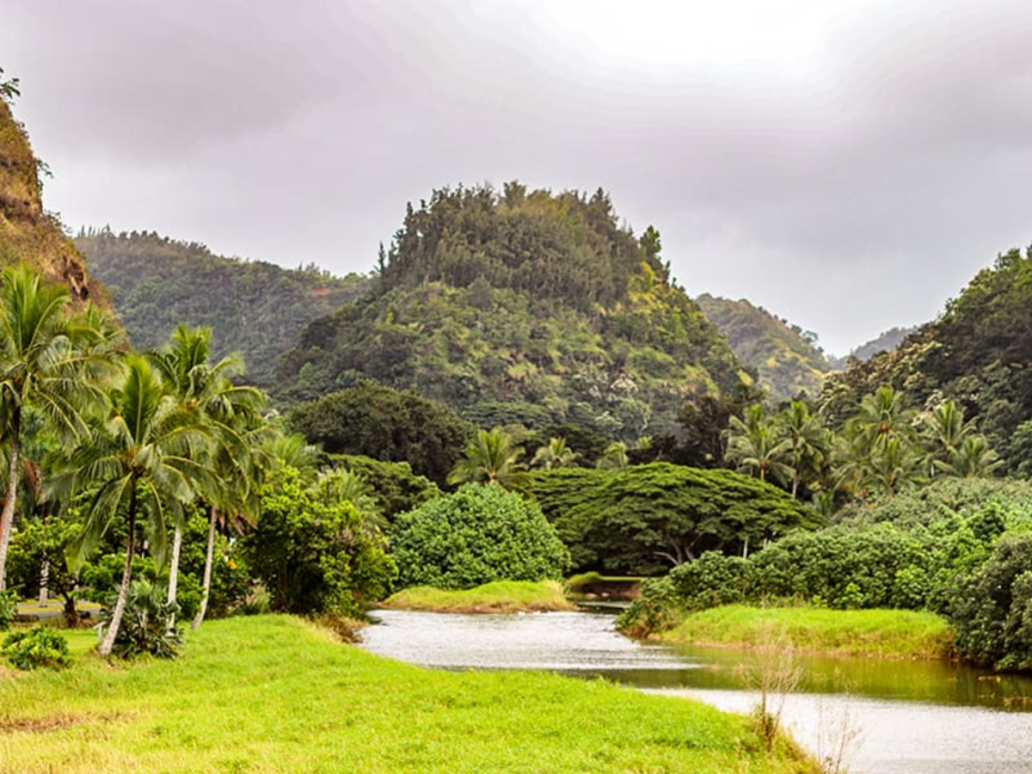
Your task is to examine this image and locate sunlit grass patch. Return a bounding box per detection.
[383,580,576,613]
[659,604,953,659]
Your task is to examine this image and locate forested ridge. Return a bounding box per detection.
[275,183,746,442]
[695,294,830,401]
[76,229,371,386]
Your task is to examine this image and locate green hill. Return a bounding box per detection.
[818,246,1032,468]
[275,183,747,444]
[0,91,104,304]
[695,294,830,402]
[76,230,371,385]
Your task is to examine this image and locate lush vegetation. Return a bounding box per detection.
[655,605,953,659]
[696,294,830,401]
[383,579,575,613]
[275,183,746,447]
[529,463,819,575]
[77,229,370,386]
[0,615,815,773]
[391,484,570,590]
[620,478,1032,669]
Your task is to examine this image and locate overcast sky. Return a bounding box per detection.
[4,0,1032,355]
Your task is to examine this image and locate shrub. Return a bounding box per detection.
[2,627,71,670]
[99,580,183,660]
[391,484,570,590]
[0,591,16,631]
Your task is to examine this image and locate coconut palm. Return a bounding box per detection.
[48,356,214,657]
[725,404,792,486]
[531,437,578,470]
[149,325,267,624]
[596,441,629,471]
[0,265,120,590]
[447,428,529,492]
[776,400,831,498]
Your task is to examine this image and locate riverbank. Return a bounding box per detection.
[382,579,577,613]
[652,604,954,659]
[0,615,817,772]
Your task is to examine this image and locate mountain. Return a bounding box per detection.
[0,96,104,303]
[826,326,917,370]
[76,230,371,385]
[818,246,1032,469]
[275,183,747,444]
[695,294,830,402]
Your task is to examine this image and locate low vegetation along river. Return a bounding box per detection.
[360,608,1032,774]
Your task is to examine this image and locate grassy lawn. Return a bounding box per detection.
[658,604,954,659]
[383,580,577,613]
[0,615,817,773]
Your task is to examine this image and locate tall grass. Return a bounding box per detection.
[0,615,817,772]
[659,605,953,659]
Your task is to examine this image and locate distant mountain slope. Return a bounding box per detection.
[695,294,830,401]
[827,326,916,370]
[77,230,370,385]
[0,96,104,303]
[275,183,747,444]
[818,246,1032,469]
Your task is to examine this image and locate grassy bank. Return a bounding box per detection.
[0,615,816,773]
[382,579,577,613]
[656,605,954,659]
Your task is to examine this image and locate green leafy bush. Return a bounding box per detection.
[0,591,16,631]
[391,484,570,590]
[99,580,183,660]
[2,627,71,670]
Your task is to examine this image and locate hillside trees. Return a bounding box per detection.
[287,382,471,486]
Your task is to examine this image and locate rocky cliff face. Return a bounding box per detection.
[0,98,103,304]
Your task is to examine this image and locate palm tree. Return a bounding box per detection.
[937,436,1003,479]
[725,404,792,486]
[596,441,629,471]
[776,400,830,498]
[0,265,119,590]
[920,400,981,477]
[447,428,529,491]
[149,325,266,626]
[48,356,213,657]
[314,467,387,532]
[531,437,578,470]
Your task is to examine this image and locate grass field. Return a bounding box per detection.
[657,604,954,659]
[382,580,577,613]
[0,615,818,773]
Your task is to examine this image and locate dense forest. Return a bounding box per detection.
[695,294,830,401]
[275,184,746,444]
[76,230,371,386]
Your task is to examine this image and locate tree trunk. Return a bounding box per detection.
[38,502,51,607]
[166,521,183,631]
[192,506,218,630]
[99,487,137,658]
[0,413,21,592]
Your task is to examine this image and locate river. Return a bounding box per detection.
[359,608,1032,773]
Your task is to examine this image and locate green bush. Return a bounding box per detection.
[2,627,71,670]
[0,591,16,631]
[99,580,183,660]
[391,484,570,590]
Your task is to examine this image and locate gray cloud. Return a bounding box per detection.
[3,0,1031,354]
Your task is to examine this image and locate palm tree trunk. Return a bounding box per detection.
[0,418,21,592]
[165,522,183,631]
[192,506,218,630]
[99,487,137,658]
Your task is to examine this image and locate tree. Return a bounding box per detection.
[531,437,578,470]
[725,405,792,487]
[48,356,213,657]
[390,484,569,589]
[0,265,119,591]
[776,400,831,498]
[148,324,267,628]
[0,67,19,103]
[596,441,629,471]
[447,428,529,492]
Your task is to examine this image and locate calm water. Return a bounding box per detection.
[360,609,1032,773]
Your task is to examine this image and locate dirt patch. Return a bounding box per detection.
[0,711,124,734]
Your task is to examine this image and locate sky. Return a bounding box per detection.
[3,0,1032,356]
